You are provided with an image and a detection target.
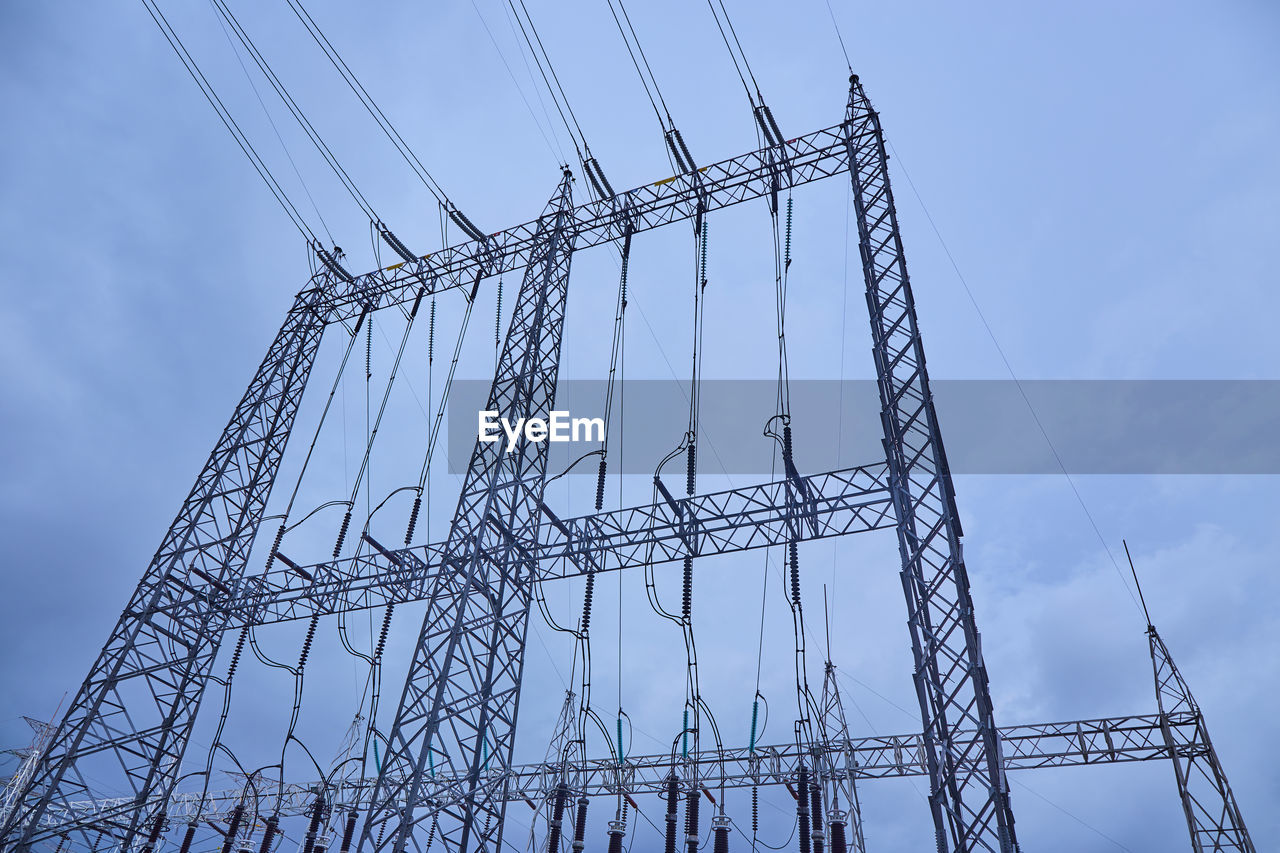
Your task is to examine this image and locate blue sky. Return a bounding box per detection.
[2,1,1278,850]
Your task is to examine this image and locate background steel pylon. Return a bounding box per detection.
[1148,626,1254,851]
[817,662,868,853]
[844,74,1019,852]
[358,171,577,853]
[0,287,330,852]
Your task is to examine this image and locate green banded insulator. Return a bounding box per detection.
[616,716,625,764]
[365,320,372,380]
[682,708,690,759]
[749,700,759,754]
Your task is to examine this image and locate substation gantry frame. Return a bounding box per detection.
[0,76,1255,853]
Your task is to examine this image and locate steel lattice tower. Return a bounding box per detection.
[0,76,1255,853]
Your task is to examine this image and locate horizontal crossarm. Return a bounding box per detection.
[56,713,1189,825]
[203,464,893,627]
[308,122,852,323]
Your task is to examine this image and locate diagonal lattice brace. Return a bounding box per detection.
[1148,627,1254,852]
[1,287,331,852]
[844,74,1019,852]
[200,463,894,627]
[359,172,577,853]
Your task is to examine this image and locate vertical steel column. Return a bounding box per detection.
[1,286,330,851]
[1148,628,1254,852]
[843,75,1018,852]
[359,172,577,853]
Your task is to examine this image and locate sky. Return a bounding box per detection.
[2,1,1279,851]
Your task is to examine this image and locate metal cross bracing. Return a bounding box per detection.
[198,463,895,629]
[818,663,868,853]
[355,169,578,853]
[844,75,1017,852]
[46,712,1209,825]
[1149,627,1255,852]
[2,75,1256,853]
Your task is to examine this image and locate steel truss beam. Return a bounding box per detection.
[310,122,853,324]
[51,713,1194,826]
[205,464,892,627]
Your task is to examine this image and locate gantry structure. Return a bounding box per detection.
[0,76,1255,853]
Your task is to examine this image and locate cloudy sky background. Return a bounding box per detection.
[2,1,1278,850]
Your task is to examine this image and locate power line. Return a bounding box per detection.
[506,0,588,163]
[604,0,670,134]
[704,0,761,108]
[282,0,454,211]
[469,0,565,165]
[602,0,697,176]
[206,0,336,244]
[138,0,316,241]
[502,0,618,199]
[821,0,853,72]
[207,0,379,223]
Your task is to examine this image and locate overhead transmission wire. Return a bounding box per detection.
[820,0,853,72]
[704,0,761,109]
[505,0,587,165]
[702,0,787,154]
[330,289,428,559]
[206,0,378,231]
[283,0,490,243]
[503,0,616,201]
[643,210,729,841]
[137,0,317,241]
[204,0,335,245]
[602,0,698,177]
[469,0,564,165]
[605,0,671,133]
[884,142,1143,613]
[406,283,481,543]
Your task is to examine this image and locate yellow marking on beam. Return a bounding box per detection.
[654,176,677,187]
[385,262,405,272]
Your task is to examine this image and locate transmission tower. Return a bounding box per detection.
[0,75,1255,853]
